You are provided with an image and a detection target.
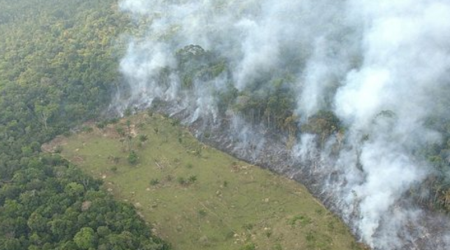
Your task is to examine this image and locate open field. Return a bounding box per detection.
[44,112,366,250]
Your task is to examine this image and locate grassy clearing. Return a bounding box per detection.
[45,112,366,250]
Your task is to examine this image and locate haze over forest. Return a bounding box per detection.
[1,0,450,250]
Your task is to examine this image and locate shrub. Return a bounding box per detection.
[188,175,197,183]
[150,178,159,186]
[139,134,148,142]
[177,177,186,185]
[82,126,93,133]
[116,127,125,136]
[198,209,207,217]
[240,242,256,250]
[96,121,106,129]
[127,151,138,165]
[54,145,63,153]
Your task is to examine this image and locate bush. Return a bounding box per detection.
[96,121,106,129]
[188,175,197,183]
[139,134,148,142]
[177,177,186,185]
[150,178,159,186]
[198,209,207,217]
[127,151,138,165]
[82,126,93,133]
[54,145,63,153]
[116,127,125,136]
[240,242,256,250]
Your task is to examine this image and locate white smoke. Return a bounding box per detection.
[116,0,450,249]
[328,1,450,247]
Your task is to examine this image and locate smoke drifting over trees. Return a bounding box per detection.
[115,0,450,249]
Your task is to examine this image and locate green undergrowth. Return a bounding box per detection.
[45,112,366,250]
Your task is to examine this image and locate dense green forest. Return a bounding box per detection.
[0,0,168,249]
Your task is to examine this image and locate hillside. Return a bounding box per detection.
[2,0,450,249]
[44,112,367,250]
[0,0,363,249]
[115,1,450,248]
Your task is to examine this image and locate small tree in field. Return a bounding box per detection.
[127,150,138,165]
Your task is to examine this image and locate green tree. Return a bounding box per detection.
[73,227,95,250]
[127,150,138,165]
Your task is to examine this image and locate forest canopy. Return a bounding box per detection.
[0,0,168,249]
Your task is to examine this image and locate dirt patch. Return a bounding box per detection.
[102,124,121,139]
[41,135,68,153]
[71,155,85,164]
[101,120,139,139]
[129,124,137,137]
[81,201,92,211]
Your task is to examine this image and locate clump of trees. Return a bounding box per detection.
[0,154,168,250]
[173,45,298,133]
[300,110,341,145]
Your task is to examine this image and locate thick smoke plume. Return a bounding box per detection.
[115,0,450,249]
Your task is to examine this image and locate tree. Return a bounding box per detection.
[64,182,85,197]
[127,150,138,165]
[27,212,47,232]
[73,227,95,250]
[34,102,58,130]
[3,238,22,250]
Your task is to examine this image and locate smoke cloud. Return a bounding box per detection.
[115,0,450,249]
